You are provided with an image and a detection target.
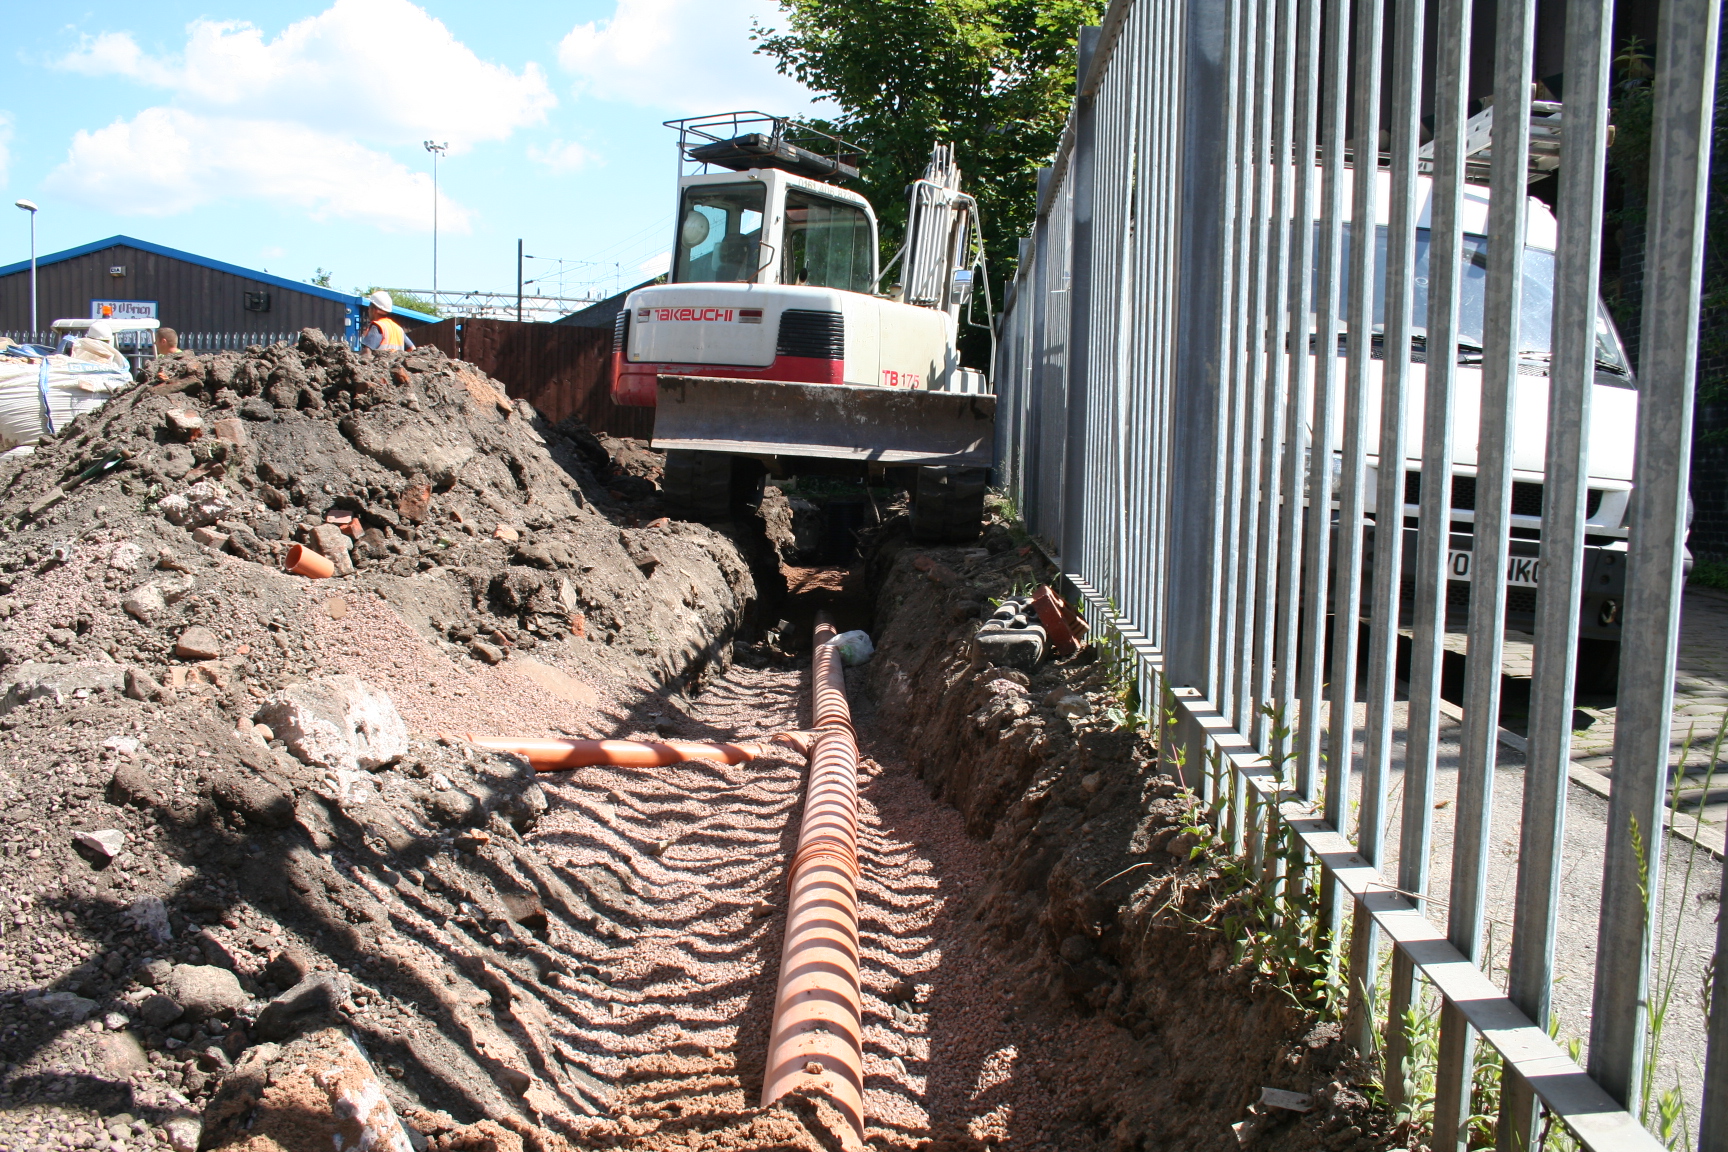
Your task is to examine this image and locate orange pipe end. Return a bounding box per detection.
[285,543,335,579]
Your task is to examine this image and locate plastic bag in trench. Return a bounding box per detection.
[820,629,875,666]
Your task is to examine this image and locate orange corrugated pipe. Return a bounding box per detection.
[760,616,865,1149]
[461,733,811,770]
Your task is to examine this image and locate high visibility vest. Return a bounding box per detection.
[371,316,407,350]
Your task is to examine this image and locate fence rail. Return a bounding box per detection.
[4,330,308,352]
[992,0,1721,1147]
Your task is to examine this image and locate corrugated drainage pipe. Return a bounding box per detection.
[460,734,811,770]
[760,616,865,1149]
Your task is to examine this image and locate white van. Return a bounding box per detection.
[1314,169,1642,656]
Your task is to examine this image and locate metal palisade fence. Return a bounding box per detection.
[992,0,1721,1149]
[2,331,304,352]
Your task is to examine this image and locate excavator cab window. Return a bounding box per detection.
[780,189,874,293]
[674,184,767,283]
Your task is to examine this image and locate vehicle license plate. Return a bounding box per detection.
[1447,550,1540,588]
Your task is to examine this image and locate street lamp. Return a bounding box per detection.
[14,200,38,333]
[423,141,448,311]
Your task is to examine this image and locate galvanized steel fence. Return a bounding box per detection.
[2,330,303,352]
[992,0,1721,1148]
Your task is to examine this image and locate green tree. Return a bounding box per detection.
[307,267,334,288]
[755,0,1102,292]
[356,286,441,318]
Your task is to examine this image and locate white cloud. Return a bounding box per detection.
[527,140,598,173]
[45,107,468,232]
[558,0,817,113]
[638,250,671,277]
[58,1,555,152]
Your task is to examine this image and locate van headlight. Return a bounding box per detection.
[1302,449,1344,501]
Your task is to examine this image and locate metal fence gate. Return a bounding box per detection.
[992,0,1722,1147]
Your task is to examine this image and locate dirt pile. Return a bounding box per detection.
[0,334,776,1149]
[856,527,1399,1151]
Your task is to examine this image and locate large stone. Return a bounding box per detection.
[397,480,432,523]
[197,1029,411,1151]
[125,666,164,701]
[75,829,126,859]
[98,1030,149,1078]
[307,523,355,576]
[161,1114,201,1152]
[341,409,475,485]
[1,662,127,715]
[254,972,352,1041]
[164,964,247,1022]
[254,676,407,772]
[121,584,165,622]
[174,627,221,661]
[266,949,314,989]
[32,992,97,1021]
[157,480,238,528]
[138,993,184,1028]
[124,897,173,944]
[122,576,195,624]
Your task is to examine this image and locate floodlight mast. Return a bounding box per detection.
[424,142,449,307]
[14,200,38,332]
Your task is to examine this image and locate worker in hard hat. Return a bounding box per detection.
[360,290,415,352]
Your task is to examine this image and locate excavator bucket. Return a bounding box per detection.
[652,375,996,466]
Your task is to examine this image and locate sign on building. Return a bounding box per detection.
[90,300,158,320]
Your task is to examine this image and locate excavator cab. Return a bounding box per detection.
[613,113,997,542]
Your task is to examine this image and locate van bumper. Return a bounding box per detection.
[1341,523,1633,643]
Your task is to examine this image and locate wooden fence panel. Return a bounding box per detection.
[416,318,653,439]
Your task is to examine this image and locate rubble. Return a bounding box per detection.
[74,829,127,858]
[253,674,408,771]
[0,334,765,1147]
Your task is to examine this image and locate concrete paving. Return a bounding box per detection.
[1438,584,1728,854]
[1304,583,1728,1137]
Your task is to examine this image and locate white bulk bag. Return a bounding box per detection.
[0,355,132,451]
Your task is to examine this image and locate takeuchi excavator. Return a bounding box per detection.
[609,112,997,542]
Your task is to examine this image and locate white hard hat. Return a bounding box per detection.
[86,321,115,342]
[368,290,394,314]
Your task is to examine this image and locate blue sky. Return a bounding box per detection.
[2,0,822,314]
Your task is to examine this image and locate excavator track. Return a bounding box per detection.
[909,464,987,542]
[660,448,735,520]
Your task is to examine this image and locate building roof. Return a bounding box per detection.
[0,234,440,324]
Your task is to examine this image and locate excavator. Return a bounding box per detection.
[609,112,997,542]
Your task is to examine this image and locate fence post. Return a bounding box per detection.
[1060,26,1102,571]
[1592,0,1722,1122]
[1160,0,1231,791]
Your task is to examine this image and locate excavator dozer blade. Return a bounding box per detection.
[652,375,996,466]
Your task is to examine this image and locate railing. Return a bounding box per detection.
[992,1,1720,1148]
[3,330,307,353]
[178,331,302,352]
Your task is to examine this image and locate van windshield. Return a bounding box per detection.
[674,184,767,283]
[1315,224,1632,376]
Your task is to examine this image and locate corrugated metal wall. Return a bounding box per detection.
[419,318,653,439]
[0,245,350,335]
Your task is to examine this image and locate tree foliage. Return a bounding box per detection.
[755,0,1103,291]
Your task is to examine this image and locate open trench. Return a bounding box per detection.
[0,493,1401,1152]
[393,537,1403,1152]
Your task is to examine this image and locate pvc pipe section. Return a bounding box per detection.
[760,616,866,1149]
[285,543,335,579]
[461,734,807,770]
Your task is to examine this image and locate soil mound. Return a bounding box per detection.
[0,334,767,1148]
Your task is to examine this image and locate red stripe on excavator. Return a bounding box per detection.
[611,355,843,406]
